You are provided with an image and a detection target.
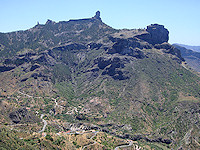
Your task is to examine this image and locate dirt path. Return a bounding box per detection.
[18,91,42,98]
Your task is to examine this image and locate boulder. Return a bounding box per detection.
[147,24,169,44]
[136,24,169,45]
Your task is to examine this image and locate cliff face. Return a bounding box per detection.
[110,23,183,62]
[146,24,169,44]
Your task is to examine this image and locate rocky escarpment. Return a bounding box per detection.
[0,66,15,73]
[1,51,52,81]
[107,37,149,58]
[0,11,116,60]
[154,42,184,63]
[110,24,183,62]
[88,24,184,80]
[94,56,130,80]
[88,36,149,80]
[3,52,45,69]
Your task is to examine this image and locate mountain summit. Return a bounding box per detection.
[92,11,102,21]
[0,12,200,149]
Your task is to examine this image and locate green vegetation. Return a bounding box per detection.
[0,128,32,150]
[51,64,71,83]
[0,13,200,150]
[45,134,53,141]
[55,82,75,100]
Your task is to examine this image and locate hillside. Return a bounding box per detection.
[0,11,200,150]
[173,44,200,72]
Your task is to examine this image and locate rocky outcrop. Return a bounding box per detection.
[0,66,15,73]
[30,72,49,81]
[154,42,184,62]
[3,52,44,68]
[94,56,129,80]
[88,42,102,50]
[92,11,102,21]
[2,50,57,72]
[30,64,40,71]
[147,24,169,44]
[45,19,56,25]
[9,108,40,124]
[136,24,169,45]
[107,37,148,58]
[4,57,29,67]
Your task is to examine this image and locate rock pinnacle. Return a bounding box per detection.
[93,11,102,21]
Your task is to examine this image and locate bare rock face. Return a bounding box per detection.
[93,11,102,21]
[147,24,169,44]
[107,37,147,58]
[136,24,169,45]
[45,19,56,25]
[94,56,129,80]
[154,42,184,62]
[0,66,15,73]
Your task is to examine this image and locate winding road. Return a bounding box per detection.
[17,90,140,149]
[17,91,47,135]
[38,114,47,134]
[18,91,42,98]
[114,140,134,150]
[52,98,58,106]
[82,131,99,150]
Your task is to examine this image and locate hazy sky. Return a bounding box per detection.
[1,0,200,45]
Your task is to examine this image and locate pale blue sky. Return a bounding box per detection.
[0,0,200,45]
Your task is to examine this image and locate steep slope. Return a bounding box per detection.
[173,44,200,72]
[0,12,200,149]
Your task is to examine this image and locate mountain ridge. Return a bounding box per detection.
[0,11,200,149]
[174,43,200,52]
[173,44,200,72]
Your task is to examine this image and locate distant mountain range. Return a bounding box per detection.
[174,43,200,52]
[173,44,200,72]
